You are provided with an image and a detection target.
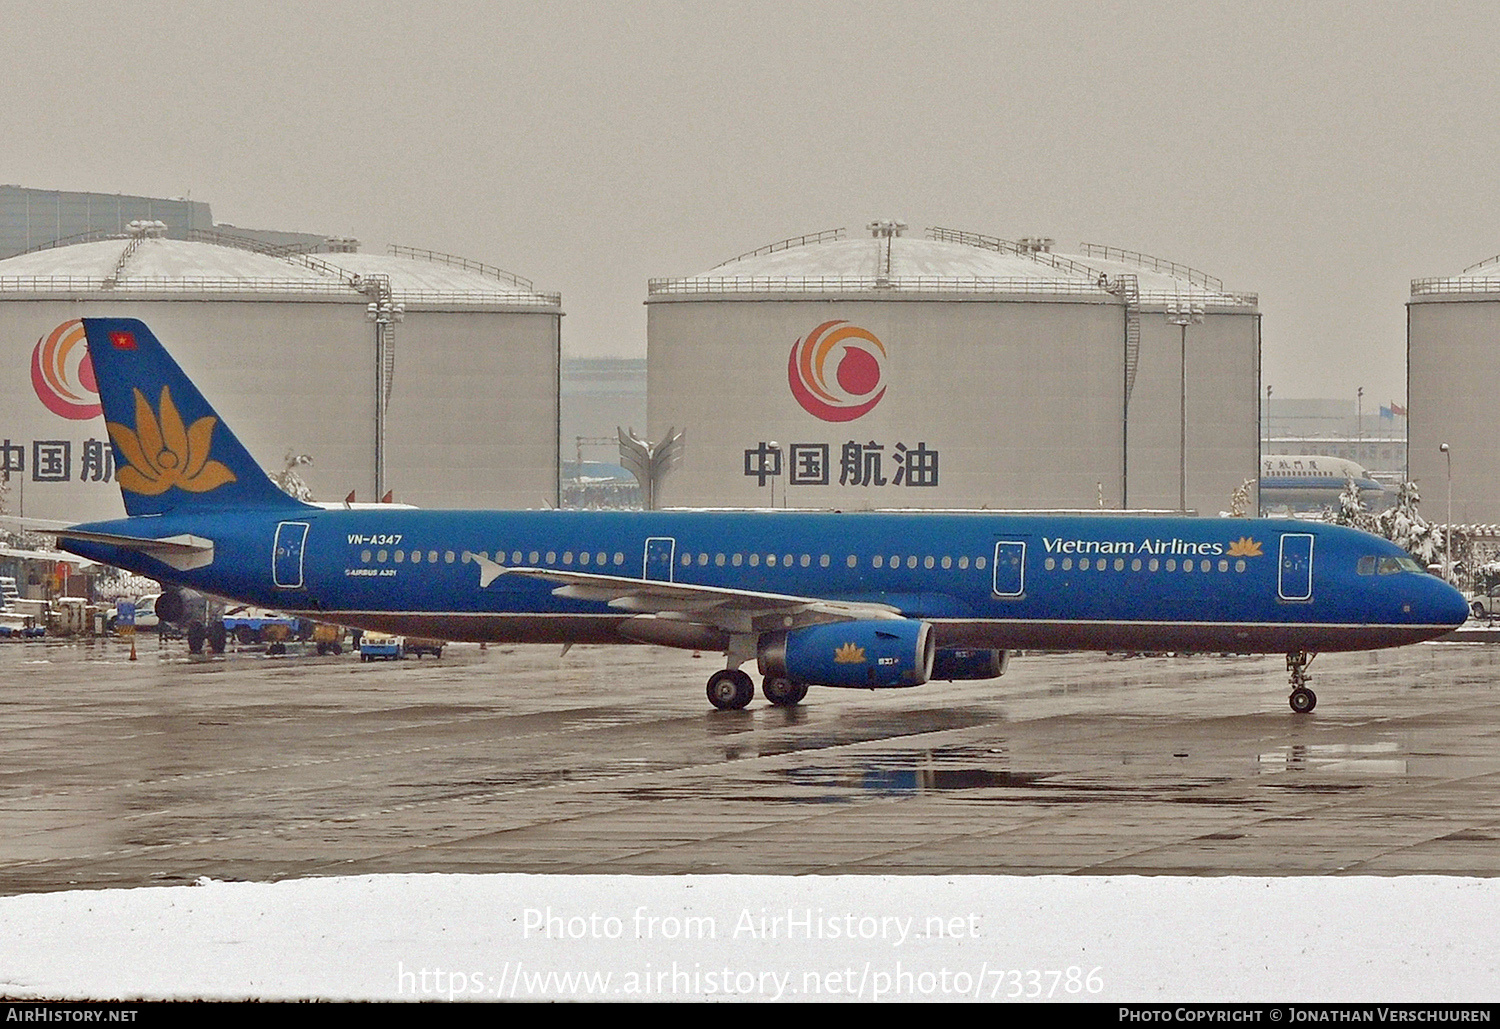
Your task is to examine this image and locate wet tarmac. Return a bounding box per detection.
[2,635,1499,894]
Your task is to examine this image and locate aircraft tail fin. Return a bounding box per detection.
[81,318,312,517]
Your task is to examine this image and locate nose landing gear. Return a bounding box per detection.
[1287,650,1317,713]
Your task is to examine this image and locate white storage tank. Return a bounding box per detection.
[646,224,1259,514]
[0,227,560,521]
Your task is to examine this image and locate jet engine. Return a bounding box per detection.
[151,586,226,654]
[758,619,935,688]
[931,647,1009,681]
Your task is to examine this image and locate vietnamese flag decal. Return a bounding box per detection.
[109,330,137,350]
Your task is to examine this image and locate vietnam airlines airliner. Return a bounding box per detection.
[34,319,1468,714]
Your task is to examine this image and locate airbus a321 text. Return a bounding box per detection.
[36,319,1469,713]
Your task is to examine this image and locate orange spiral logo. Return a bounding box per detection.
[31,320,102,420]
[787,320,887,422]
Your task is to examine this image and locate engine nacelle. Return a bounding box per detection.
[759,619,935,689]
[931,647,1009,681]
[151,587,194,625]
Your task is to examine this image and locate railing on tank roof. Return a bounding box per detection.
[0,276,363,296]
[393,287,561,306]
[388,244,536,290]
[1139,289,1256,307]
[1078,244,1225,292]
[646,275,1258,306]
[647,275,1112,296]
[0,275,562,305]
[926,227,1107,281]
[1461,254,1500,274]
[185,229,367,290]
[715,229,847,267]
[12,227,127,256]
[1411,277,1500,296]
[188,228,324,258]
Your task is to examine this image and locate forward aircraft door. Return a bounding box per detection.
[1278,533,1314,601]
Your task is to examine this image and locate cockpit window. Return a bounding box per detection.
[1357,556,1376,576]
[1376,555,1424,575]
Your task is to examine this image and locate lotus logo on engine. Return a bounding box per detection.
[833,642,866,664]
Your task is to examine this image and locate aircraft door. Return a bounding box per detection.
[1278,533,1314,601]
[992,540,1026,598]
[644,537,676,582]
[273,521,311,589]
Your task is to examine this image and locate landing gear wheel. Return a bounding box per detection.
[762,676,808,707]
[208,623,226,654]
[706,669,754,710]
[187,622,205,655]
[1286,650,1317,714]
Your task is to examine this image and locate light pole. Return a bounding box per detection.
[767,441,781,508]
[366,287,405,502]
[1166,299,1204,512]
[1440,442,1452,581]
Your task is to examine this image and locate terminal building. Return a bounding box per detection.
[1409,256,1500,524]
[646,223,1261,514]
[0,222,561,522]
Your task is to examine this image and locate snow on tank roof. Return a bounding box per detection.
[0,236,360,301]
[316,251,560,306]
[705,236,1075,280]
[651,226,1253,306]
[0,237,331,281]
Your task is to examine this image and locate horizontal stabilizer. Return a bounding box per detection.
[46,527,215,572]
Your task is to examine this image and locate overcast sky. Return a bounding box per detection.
[5,0,1497,402]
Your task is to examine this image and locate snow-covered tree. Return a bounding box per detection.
[1333,475,1377,533]
[269,452,314,502]
[1371,481,1446,568]
[1227,478,1254,518]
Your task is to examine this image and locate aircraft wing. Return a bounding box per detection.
[493,564,904,635]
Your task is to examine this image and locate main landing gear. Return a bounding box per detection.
[1286,650,1317,714]
[705,669,809,710]
[706,669,754,710]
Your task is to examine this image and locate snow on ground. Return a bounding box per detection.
[1,874,1497,1002]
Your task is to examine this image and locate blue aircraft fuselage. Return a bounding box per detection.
[64,507,1467,655]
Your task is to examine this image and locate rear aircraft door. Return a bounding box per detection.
[644,537,676,582]
[992,540,1026,598]
[1278,532,1314,601]
[273,521,310,589]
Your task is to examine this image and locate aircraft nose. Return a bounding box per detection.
[1430,578,1470,628]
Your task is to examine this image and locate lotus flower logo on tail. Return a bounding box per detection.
[107,385,238,496]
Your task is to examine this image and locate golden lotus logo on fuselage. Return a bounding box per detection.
[1226,537,1264,557]
[834,642,866,664]
[107,385,237,496]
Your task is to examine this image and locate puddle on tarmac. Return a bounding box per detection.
[1257,740,1407,775]
[621,743,1233,804]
